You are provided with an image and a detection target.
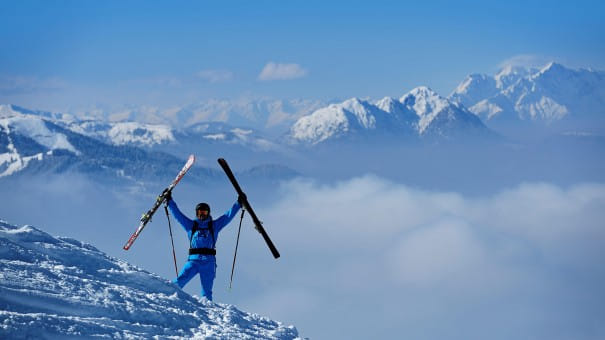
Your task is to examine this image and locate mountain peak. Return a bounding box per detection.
[455,73,491,93]
[496,64,529,77]
[400,86,450,118]
[494,65,535,89]
[375,96,398,112]
[407,86,441,99]
[339,97,369,114]
[536,61,568,76]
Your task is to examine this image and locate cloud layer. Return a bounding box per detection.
[2,174,604,339]
[232,176,605,339]
[197,69,234,83]
[258,62,307,81]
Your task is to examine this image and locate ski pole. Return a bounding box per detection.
[229,208,246,290]
[164,203,179,277]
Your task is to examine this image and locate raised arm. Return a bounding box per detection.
[213,200,242,234]
[168,198,194,232]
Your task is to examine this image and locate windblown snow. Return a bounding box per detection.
[0,220,300,339]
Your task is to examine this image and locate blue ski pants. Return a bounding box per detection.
[173,259,217,300]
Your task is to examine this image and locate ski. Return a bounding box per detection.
[217,158,280,259]
[123,154,196,251]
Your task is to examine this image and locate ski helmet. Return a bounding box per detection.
[195,202,210,214]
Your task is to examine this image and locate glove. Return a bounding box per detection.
[163,189,172,202]
[238,194,247,205]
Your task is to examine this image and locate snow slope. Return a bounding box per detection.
[0,219,300,339]
[0,113,80,177]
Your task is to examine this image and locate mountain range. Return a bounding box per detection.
[0,219,300,339]
[449,62,605,131]
[286,86,492,145]
[65,97,328,137]
[0,104,297,184]
[1,62,603,180]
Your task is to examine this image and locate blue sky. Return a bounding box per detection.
[1,0,604,110]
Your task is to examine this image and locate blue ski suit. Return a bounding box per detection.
[168,198,241,300]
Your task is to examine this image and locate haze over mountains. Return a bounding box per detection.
[1,62,603,187]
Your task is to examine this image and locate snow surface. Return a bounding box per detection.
[0,116,79,155]
[0,220,301,339]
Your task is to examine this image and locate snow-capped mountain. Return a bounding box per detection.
[0,108,223,183]
[450,62,605,126]
[3,104,288,151]
[0,219,300,339]
[287,86,491,145]
[288,98,383,144]
[0,105,300,181]
[66,119,176,147]
[0,111,80,177]
[400,86,487,137]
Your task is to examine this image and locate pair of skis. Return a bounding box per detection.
[122,154,196,251]
[122,155,280,259]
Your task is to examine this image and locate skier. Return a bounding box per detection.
[164,190,243,301]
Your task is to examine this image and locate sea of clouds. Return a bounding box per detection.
[231,176,605,339]
[1,174,604,339]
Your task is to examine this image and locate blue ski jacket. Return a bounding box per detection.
[168,199,241,260]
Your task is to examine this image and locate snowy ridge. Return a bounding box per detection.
[107,122,174,146]
[65,120,175,147]
[0,105,295,181]
[0,115,79,154]
[450,62,605,125]
[401,86,452,133]
[287,86,490,145]
[288,98,380,144]
[0,114,80,177]
[0,219,300,339]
